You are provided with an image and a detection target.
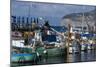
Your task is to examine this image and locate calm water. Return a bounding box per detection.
[12,50,96,66]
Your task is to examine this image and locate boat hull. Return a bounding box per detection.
[46,47,66,57]
[36,47,66,57]
[11,53,38,63]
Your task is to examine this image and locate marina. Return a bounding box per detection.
[11,1,96,66]
[11,19,96,66]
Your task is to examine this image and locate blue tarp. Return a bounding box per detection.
[80,34,96,37]
[42,35,56,42]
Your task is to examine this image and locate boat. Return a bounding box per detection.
[11,38,39,63]
[72,39,81,53]
[11,46,40,63]
[80,40,88,51]
[46,47,66,57]
[35,46,66,58]
[34,24,67,57]
[81,44,87,51]
[11,52,38,63]
[35,34,66,57]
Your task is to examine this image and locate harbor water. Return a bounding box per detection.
[11,50,96,66]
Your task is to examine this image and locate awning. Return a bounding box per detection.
[80,34,96,37]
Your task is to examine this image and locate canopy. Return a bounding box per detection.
[80,34,96,37]
[42,35,56,42]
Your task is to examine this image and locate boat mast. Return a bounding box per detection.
[67,23,71,54]
[28,2,32,32]
[82,6,85,34]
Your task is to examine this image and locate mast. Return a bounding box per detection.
[82,6,85,34]
[82,12,84,34]
[28,2,32,31]
[17,16,20,31]
[31,17,32,31]
[67,23,71,53]
[66,18,72,54]
[26,17,29,31]
[22,16,25,30]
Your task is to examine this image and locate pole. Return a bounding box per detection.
[67,24,71,54]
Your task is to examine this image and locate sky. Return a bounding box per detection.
[11,0,96,26]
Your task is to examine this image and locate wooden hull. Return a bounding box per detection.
[36,47,66,57]
[47,47,66,57]
[11,53,38,63]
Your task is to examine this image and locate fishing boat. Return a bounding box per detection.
[35,42,66,57]
[11,43,40,63]
[66,24,82,54]
[46,47,66,57]
[11,52,38,63]
[35,46,66,58]
[81,43,88,51]
[34,23,67,57]
[80,33,96,50]
[11,38,39,63]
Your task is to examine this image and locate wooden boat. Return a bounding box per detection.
[35,46,66,57]
[11,52,38,63]
[11,47,39,63]
[46,47,66,57]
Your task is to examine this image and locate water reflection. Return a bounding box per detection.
[12,50,96,66]
[66,50,96,63]
[81,50,96,62]
[36,50,96,65]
